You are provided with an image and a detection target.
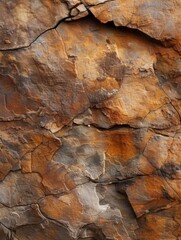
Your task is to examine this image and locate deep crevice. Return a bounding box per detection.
[0,6,177,53]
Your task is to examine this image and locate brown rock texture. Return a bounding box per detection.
[0,0,181,239]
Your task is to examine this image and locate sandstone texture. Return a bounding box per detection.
[0,0,181,239]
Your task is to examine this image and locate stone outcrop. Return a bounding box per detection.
[0,0,181,239]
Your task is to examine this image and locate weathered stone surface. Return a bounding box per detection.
[0,223,11,240]
[0,171,45,207]
[0,0,181,239]
[136,204,181,240]
[0,203,44,228]
[0,0,69,49]
[85,0,181,52]
[15,221,74,240]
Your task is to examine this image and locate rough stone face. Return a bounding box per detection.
[85,0,181,52]
[0,0,69,50]
[0,0,181,239]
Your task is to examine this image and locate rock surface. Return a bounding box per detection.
[0,0,181,239]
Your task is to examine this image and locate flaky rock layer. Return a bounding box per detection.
[0,0,181,239]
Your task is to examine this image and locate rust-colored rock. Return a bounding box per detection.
[0,0,181,239]
[0,0,69,49]
[85,0,181,52]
